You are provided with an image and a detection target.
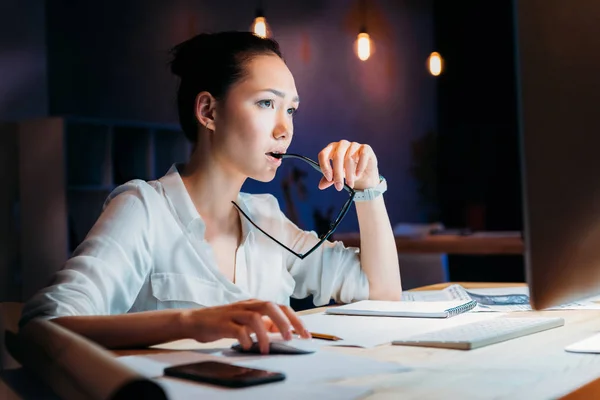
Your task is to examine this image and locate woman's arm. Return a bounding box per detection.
[50,300,310,353]
[354,196,402,300]
[318,141,402,300]
[51,309,188,349]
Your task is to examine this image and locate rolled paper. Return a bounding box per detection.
[6,319,167,400]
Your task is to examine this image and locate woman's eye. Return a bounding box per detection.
[287,107,297,116]
[258,100,274,108]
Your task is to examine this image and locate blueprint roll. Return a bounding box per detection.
[6,318,166,400]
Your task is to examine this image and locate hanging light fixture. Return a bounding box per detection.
[427,52,444,76]
[354,0,373,61]
[250,1,272,38]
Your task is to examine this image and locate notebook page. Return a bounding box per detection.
[329,300,473,314]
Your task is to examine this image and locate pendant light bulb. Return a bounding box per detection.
[251,8,271,38]
[355,31,372,61]
[354,0,372,61]
[427,52,444,76]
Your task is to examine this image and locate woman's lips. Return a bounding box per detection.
[266,153,282,165]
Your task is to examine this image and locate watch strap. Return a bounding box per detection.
[353,176,387,201]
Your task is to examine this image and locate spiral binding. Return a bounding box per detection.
[446,300,477,317]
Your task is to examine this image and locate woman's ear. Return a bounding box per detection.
[194,91,217,131]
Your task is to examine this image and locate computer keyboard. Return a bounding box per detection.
[392,317,565,350]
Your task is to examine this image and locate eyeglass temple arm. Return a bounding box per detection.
[269,153,355,194]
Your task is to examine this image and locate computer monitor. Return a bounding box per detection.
[515,0,600,309]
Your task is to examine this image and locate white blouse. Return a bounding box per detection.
[20,164,369,326]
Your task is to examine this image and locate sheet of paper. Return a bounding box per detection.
[551,298,600,310]
[118,355,172,378]
[401,284,471,302]
[564,332,600,353]
[234,350,408,384]
[157,377,372,400]
[118,348,408,384]
[150,338,235,351]
[300,311,504,348]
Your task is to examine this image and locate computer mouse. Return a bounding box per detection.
[231,337,318,355]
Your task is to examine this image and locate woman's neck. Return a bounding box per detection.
[180,145,245,229]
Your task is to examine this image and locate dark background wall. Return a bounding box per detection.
[0,0,48,120]
[433,0,523,281]
[44,0,437,233]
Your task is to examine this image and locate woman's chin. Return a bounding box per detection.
[250,170,277,183]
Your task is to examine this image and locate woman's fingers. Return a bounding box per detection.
[318,143,334,182]
[233,311,271,354]
[355,145,372,179]
[344,142,361,188]
[318,176,335,190]
[244,301,293,341]
[263,316,280,333]
[230,323,253,350]
[318,141,374,190]
[278,305,311,339]
[331,140,351,191]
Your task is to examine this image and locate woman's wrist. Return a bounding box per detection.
[177,309,193,339]
[354,179,380,190]
[353,173,381,190]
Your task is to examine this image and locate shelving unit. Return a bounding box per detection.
[11,116,190,300]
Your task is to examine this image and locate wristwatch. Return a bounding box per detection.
[353,176,387,201]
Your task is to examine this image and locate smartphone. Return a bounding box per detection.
[163,361,286,388]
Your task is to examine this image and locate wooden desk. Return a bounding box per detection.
[114,282,600,398]
[334,232,524,255]
[5,283,600,399]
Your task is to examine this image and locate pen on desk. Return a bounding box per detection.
[293,331,343,341]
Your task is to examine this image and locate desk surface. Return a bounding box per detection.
[6,282,600,399]
[333,232,524,255]
[114,283,600,399]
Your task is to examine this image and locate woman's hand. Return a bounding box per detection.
[180,299,311,354]
[317,140,380,191]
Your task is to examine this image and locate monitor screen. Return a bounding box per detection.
[515,0,600,309]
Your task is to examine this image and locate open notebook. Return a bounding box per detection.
[325,299,477,318]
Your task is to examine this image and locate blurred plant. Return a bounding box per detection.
[281,165,335,236]
[313,206,335,237]
[281,166,308,229]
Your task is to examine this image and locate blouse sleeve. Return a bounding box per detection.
[19,181,156,328]
[279,201,369,306]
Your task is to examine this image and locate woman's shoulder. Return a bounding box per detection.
[104,179,165,210]
[238,192,283,218]
[239,192,281,207]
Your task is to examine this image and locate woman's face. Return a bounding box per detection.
[212,54,299,182]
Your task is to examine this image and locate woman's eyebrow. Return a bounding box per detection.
[260,88,300,103]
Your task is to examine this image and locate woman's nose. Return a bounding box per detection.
[273,120,292,140]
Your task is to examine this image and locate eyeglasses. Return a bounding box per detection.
[231,153,356,259]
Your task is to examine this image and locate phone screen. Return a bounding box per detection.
[164,361,286,388]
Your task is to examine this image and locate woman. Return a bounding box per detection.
[20,31,401,354]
